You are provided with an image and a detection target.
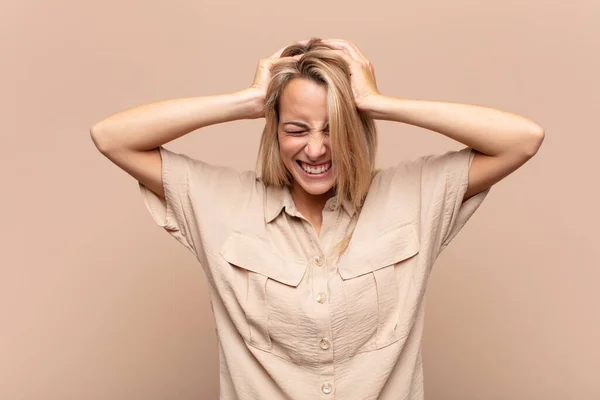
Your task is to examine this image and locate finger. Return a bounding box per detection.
[326,42,362,64]
[332,49,358,69]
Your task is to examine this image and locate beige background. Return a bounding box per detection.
[2,0,599,398]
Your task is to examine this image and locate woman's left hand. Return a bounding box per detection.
[321,39,381,113]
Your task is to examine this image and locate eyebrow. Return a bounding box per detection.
[283,121,329,130]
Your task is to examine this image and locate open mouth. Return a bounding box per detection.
[296,160,332,175]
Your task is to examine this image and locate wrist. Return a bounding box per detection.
[358,94,399,120]
[237,87,266,119]
[356,93,385,118]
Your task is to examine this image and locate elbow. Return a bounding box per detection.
[90,124,116,154]
[521,125,545,158]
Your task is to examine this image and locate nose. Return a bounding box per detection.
[305,132,327,160]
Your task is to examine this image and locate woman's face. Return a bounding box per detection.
[277,78,335,198]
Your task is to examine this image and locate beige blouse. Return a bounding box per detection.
[139,145,490,400]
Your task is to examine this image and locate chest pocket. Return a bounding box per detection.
[219,231,308,361]
[337,222,420,356]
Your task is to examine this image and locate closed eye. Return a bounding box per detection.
[285,130,329,136]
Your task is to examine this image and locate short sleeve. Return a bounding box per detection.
[138,146,253,258]
[419,147,491,256]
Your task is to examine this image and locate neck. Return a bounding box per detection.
[290,184,335,220]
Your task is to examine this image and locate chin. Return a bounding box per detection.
[294,172,336,196]
[299,182,335,196]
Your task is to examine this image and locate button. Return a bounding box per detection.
[313,255,324,267]
[321,382,333,394]
[316,293,327,304]
[319,338,331,350]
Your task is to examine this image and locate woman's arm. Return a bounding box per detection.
[90,42,301,153]
[320,38,544,157]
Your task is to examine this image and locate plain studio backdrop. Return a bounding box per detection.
[2,0,598,398]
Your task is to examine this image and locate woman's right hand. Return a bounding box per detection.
[246,42,306,118]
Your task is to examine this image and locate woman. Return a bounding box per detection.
[91,38,544,399]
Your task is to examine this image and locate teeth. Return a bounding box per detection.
[300,161,331,174]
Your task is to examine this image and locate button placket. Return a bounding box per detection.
[307,227,336,398]
[311,252,334,396]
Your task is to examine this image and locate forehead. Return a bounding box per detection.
[279,78,328,123]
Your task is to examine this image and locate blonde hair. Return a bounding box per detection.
[255,38,380,258]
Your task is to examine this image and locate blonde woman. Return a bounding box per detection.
[91,38,544,399]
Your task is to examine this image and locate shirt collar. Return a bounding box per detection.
[265,185,356,223]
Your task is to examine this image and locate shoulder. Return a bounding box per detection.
[368,153,428,194]
[360,157,425,227]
